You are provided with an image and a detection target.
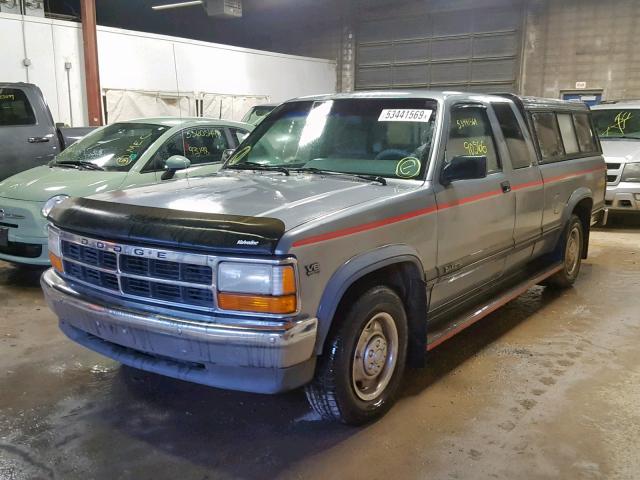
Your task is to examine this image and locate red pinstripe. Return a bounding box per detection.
[291,165,606,247]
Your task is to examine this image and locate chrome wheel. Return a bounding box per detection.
[352,311,398,401]
[565,225,581,277]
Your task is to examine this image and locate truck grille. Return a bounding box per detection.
[59,236,215,310]
[606,163,621,170]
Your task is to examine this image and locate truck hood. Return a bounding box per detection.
[0,166,128,202]
[601,140,640,165]
[90,171,417,231]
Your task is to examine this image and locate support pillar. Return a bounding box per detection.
[80,0,103,126]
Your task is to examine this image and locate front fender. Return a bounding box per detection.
[314,244,425,354]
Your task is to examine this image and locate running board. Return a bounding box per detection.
[426,262,563,351]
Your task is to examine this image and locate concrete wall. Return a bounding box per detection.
[521,0,640,100]
[0,12,337,126]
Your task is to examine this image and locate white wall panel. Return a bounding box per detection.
[0,12,336,126]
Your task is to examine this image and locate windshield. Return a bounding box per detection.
[242,106,276,125]
[227,98,438,179]
[592,109,640,139]
[54,122,170,171]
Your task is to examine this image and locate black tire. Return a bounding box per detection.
[545,214,584,289]
[305,285,408,425]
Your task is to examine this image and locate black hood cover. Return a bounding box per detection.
[49,197,286,255]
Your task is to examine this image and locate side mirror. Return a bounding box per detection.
[221,149,235,163]
[161,155,191,180]
[440,155,487,186]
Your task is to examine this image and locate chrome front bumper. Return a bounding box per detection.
[41,269,318,393]
[605,183,640,212]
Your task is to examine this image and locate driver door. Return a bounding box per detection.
[430,103,516,310]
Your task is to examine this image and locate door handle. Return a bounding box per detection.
[500,181,511,193]
[28,136,50,143]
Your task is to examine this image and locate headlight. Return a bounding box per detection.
[621,162,640,183]
[41,195,69,218]
[217,262,297,314]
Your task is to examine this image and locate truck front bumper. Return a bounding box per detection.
[41,269,318,393]
[605,183,640,212]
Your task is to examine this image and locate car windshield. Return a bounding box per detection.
[242,106,276,124]
[592,109,640,139]
[227,98,438,180]
[53,122,170,171]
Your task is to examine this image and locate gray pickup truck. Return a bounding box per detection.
[0,82,94,181]
[41,91,606,424]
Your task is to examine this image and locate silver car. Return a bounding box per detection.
[592,101,640,216]
[42,91,605,424]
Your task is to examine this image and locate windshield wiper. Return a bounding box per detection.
[55,160,105,171]
[225,162,290,176]
[293,167,387,186]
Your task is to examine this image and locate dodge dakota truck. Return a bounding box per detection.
[0,82,94,181]
[41,91,606,424]
[592,100,640,218]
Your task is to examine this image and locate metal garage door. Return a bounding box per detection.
[355,0,524,92]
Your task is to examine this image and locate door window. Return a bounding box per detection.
[148,126,229,171]
[0,88,36,126]
[492,103,533,169]
[531,112,565,162]
[446,106,501,174]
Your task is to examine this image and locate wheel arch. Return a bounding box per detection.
[315,244,428,367]
[563,188,593,259]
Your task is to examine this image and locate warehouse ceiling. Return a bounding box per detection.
[46,0,346,58]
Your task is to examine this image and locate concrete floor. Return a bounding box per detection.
[1,218,639,480]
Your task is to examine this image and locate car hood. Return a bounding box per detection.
[89,171,419,231]
[601,140,640,165]
[0,166,128,202]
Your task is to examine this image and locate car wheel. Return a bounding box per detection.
[545,214,584,289]
[305,285,408,425]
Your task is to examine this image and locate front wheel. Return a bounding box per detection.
[305,286,408,425]
[545,214,584,288]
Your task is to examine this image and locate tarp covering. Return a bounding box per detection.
[105,89,270,123]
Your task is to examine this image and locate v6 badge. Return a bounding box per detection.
[304,262,320,276]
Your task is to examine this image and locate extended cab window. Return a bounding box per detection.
[492,102,533,169]
[446,106,501,173]
[0,88,36,126]
[573,113,598,153]
[531,112,564,162]
[150,126,229,170]
[557,113,580,155]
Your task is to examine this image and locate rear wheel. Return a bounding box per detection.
[545,214,584,288]
[305,286,408,425]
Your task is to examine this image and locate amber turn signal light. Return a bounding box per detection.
[49,253,64,273]
[217,293,297,314]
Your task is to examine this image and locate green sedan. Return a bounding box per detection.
[0,117,252,266]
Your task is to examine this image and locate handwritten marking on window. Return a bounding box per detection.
[463,139,488,155]
[188,146,210,156]
[185,129,220,139]
[457,118,478,130]
[604,112,632,135]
